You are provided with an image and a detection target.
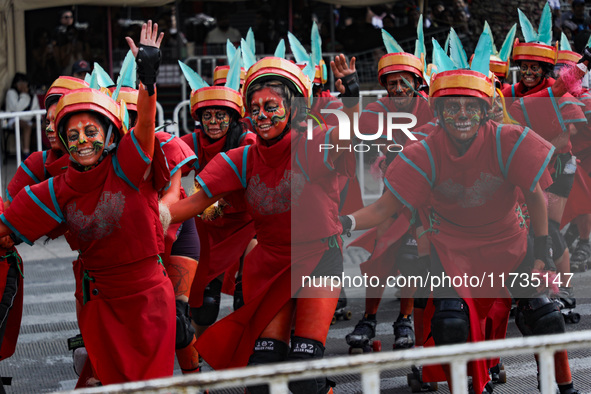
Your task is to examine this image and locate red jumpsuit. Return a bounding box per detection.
[385,120,554,393]
[1,129,176,385]
[181,129,257,305]
[194,126,355,370]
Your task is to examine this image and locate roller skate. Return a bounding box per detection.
[489,359,507,384]
[332,289,352,324]
[564,225,579,253]
[571,239,591,272]
[407,365,438,392]
[554,287,581,324]
[393,313,415,350]
[468,381,494,394]
[346,316,381,354]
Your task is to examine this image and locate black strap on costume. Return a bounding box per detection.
[82,271,95,305]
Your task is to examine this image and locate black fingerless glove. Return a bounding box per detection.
[534,235,555,271]
[136,44,161,95]
[578,46,591,64]
[339,215,353,237]
[338,72,360,108]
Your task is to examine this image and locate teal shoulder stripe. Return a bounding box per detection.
[170,155,197,177]
[324,127,336,171]
[42,150,49,179]
[383,178,414,211]
[324,100,342,110]
[564,118,588,123]
[160,133,175,147]
[531,146,555,192]
[195,175,213,197]
[559,100,585,109]
[242,146,250,186]
[21,161,41,184]
[362,109,382,116]
[221,152,245,188]
[511,85,516,98]
[548,88,567,132]
[238,131,254,144]
[112,155,139,191]
[504,127,530,178]
[519,98,533,128]
[413,132,429,138]
[377,100,390,113]
[428,121,438,127]
[399,151,433,187]
[130,130,151,165]
[419,140,436,184]
[495,124,505,176]
[5,190,12,203]
[0,214,32,245]
[25,185,62,224]
[192,133,200,170]
[295,151,310,182]
[48,178,64,221]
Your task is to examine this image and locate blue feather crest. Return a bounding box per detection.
[241,39,257,70]
[178,60,209,91]
[274,39,286,58]
[93,63,115,88]
[560,32,572,51]
[246,28,256,55]
[381,29,404,53]
[112,51,136,101]
[449,28,469,68]
[518,9,537,43]
[414,15,427,62]
[288,32,311,64]
[538,3,552,45]
[226,40,237,63]
[225,50,242,91]
[311,21,323,67]
[432,38,456,73]
[499,24,517,61]
[470,29,492,76]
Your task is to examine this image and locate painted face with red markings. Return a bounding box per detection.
[65,113,106,167]
[519,61,544,89]
[250,87,290,140]
[45,104,62,151]
[201,108,231,140]
[441,97,484,143]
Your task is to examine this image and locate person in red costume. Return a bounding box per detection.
[0,21,177,386]
[340,31,580,394]
[0,197,24,392]
[169,54,358,394]
[346,25,434,354]
[178,57,258,342]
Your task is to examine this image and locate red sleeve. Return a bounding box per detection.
[497,124,555,192]
[114,130,153,189]
[196,146,249,198]
[238,131,257,146]
[6,151,46,204]
[158,133,197,177]
[384,138,434,210]
[1,178,63,245]
[359,100,391,141]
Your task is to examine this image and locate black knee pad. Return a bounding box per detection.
[175,299,196,349]
[396,235,421,276]
[246,338,289,394]
[431,299,470,345]
[191,278,222,326]
[515,297,566,337]
[549,219,567,260]
[287,336,334,394]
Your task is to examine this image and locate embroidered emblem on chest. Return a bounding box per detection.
[435,172,504,208]
[66,191,126,242]
[246,170,304,215]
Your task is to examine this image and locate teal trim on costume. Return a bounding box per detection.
[383,178,414,211]
[25,185,62,224]
[42,150,49,179]
[160,133,175,147]
[399,151,433,187]
[195,175,213,197]
[548,88,567,132]
[362,109,382,116]
[419,140,436,184]
[0,214,32,246]
[377,100,389,113]
[221,152,245,188]
[559,101,585,109]
[511,85,516,98]
[6,190,12,203]
[496,124,504,176]
[295,151,310,182]
[519,98,533,128]
[48,178,64,221]
[564,118,587,123]
[21,161,41,184]
[192,133,200,170]
[324,100,343,110]
[131,130,151,165]
[238,131,254,144]
[170,155,197,177]
[412,131,429,138]
[242,145,250,187]
[531,146,555,192]
[324,127,336,171]
[504,127,530,178]
[112,155,139,191]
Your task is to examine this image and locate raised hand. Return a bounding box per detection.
[330,54,357,95]
[125,20,164,58]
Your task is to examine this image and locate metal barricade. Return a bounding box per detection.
[64,330,591,394]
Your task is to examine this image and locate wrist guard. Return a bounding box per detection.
[338,72,360,108]
[339,215,353,237]
[136,44,161,95]
[579,46,591,64]
[534,235,555,271]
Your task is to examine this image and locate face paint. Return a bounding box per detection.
[520,61,544,89]
[65,113,106,168]
[201,108,231,139]
[441,97,483,146]
[385,71,415,110]
[488,94,505,123]
[249,87,290,140]
[45,104,63,152]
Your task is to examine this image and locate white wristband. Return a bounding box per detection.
[577,63,588,73]
[347,214,356,232]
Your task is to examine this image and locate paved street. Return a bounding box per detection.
[1,236,591,393]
